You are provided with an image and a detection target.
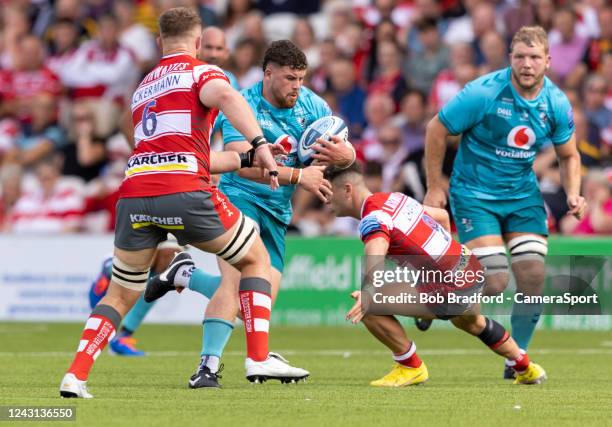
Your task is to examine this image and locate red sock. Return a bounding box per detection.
[393,342,422,368]
[239,282,271,362]
[508,351,530,373]
[67,314,117,380]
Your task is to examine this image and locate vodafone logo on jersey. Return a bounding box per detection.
[275,134,298,153]
[507,126,536,150]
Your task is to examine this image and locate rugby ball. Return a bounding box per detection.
[298,115,349,166]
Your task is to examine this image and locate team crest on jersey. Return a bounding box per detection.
[275,134,297,153]
[507,126,536,150]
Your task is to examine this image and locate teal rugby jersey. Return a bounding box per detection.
[217,81,331,224]
[439,67,574,200]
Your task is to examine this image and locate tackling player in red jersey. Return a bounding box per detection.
[59,7,306,398]
[325,164,547,387]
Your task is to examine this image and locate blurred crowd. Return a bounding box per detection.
[0,0,610,237]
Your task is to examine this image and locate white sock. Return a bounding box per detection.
[202,355,220,373]
[174,265,194,288]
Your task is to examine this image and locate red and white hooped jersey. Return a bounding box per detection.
[359,192,464,272]
[119,53,229,198]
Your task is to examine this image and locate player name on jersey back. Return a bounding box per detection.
[119,53,228,198]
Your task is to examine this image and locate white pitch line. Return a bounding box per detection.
[1,348,612,358]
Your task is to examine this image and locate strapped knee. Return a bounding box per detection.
[472,246,508,276]
[111,257,150,291]
[478,317,510,349]
[508,235,547,264]
[216,214,258,265]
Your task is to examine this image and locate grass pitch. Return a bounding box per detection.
[1,322,611,426]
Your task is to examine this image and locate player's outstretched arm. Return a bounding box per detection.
[225,141,332,202]
[424,115,451,208]
[347,236,390,324]
[554,134,586,219]
[225,140,297,183]
[199,79,279,188]
[363,236,390,285]
[209,151,245,174]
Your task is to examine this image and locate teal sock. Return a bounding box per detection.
[122,294,155,333]
[510,302,542,350]
[188,268,221,299]
[201,318,234,357]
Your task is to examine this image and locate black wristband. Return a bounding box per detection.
[268,170,279,177]
[239,148,255,168]
[251,135,267,149]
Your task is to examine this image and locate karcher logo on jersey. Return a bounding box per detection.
[130,214,185,230]
[507,126,536,150]
[126,152,197,177]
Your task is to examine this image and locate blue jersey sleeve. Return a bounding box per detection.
[359,211,393,243]
[438,81,489,135]
[219,111,246,144]
[550,92,574,145]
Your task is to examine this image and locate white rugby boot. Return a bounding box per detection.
[245,352,309,383]
[59,373,93,398]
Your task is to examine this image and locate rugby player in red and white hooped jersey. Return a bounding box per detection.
[59,7,307,399]
[325,164,547,387]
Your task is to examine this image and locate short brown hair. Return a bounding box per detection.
[158,7,201,39]
[262,40,307,71]
[510,26,549,54]
[324,162,363,183]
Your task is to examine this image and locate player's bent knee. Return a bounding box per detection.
[451,314,485,335]
[472,246,509,295]
[216,215,258,265]
[111,257,150,292]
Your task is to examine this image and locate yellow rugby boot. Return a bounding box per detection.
[513,362,547,385]
[370,362,429,387]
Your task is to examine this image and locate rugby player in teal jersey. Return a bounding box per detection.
[147,40,356,387]
[424,26,586,378]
